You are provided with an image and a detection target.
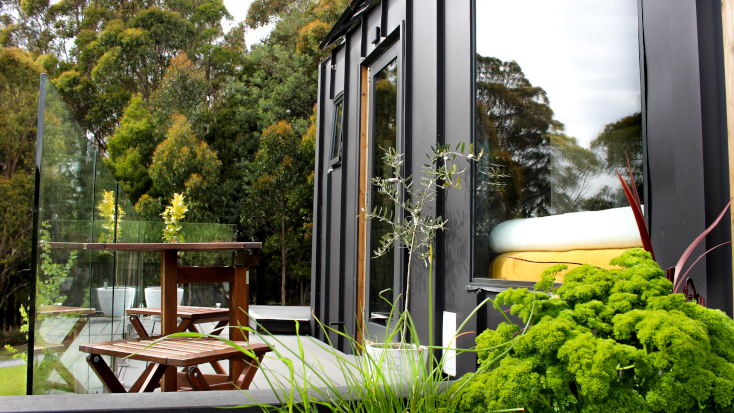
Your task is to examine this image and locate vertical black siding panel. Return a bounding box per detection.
[643,0,708,292]
[381,0,388,35]
[404,0,412,192]
[408,0,438,350]
[433,0,446,367]
[321,63,335,340]
[311,61,327,338]
[696,0,733,316]
[328,168,342,345]
[365,3,383,58]
[443,0,476,377]
[336,34,353,353]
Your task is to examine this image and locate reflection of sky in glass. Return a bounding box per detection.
[476,0,640,147]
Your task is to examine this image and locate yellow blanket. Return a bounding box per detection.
[489,249,628,282]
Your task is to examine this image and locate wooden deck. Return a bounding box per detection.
[30,315,354,394]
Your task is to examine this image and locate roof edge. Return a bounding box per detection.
[319,0,377,50]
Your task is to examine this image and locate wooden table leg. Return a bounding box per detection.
[186,367,212,391]
[176,318,194,333]
[129,315,149,339]
[138,364,169,393]
[128,363,156,392]
[235,354,265,390]
[62,316,89,348]
[209,320,228,335]
[87,354,126,394]
[161,250,178,392]
[229,266,249,382]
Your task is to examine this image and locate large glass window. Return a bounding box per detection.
[473,0,643,282]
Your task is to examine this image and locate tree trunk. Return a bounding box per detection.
[281,201,286,306]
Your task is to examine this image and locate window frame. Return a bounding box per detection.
[468,0,648,288]
[329,91,345,167]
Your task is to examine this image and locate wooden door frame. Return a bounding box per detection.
[723,0,734,316]
[356,65,369,350]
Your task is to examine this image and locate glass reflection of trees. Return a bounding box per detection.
[369,59,398,325]
[474,56,643,279]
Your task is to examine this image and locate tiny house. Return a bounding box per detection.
[311,0,734,376]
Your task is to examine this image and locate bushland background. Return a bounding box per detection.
[0,0,348,341]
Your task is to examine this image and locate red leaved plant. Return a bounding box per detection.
[617,153,733,306]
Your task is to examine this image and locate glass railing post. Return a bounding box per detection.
[27,73,47,395]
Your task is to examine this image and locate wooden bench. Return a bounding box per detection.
[80,336,271,392]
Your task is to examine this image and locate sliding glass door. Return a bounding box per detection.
[364,43,402,340]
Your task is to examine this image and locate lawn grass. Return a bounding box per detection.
[0,365,26,396]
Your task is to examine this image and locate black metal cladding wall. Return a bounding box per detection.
[642,0,732,314]
[696,0,733,315]
[405,0,439,366]
[442,0,477,377]
[311,0,410,354]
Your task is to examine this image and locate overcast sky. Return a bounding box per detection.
[477,0,641,148]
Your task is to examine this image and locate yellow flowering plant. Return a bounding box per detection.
[162,193,188,244]
[97,190,124,243]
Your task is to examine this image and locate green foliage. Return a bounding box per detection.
[5,305,29,362]
[362,143,483,334]
[0,47,40,318]
[161,192,188,243]
[443,248,734,413]
[104,93,155,202]
[1,0,350,315]
[150,52,208,136]
[149,113,220,221]
[245,0,293,29]
[242,118,314,305]
[0,172,33,317]
[4,222,77,360]
[37,221,76,306]
[135,193,163,221]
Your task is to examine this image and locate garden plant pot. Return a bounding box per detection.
[96,287,136,317]
[365,342,428,385]
[144,287,184,314]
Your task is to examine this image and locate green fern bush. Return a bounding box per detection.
[442,248,734,413]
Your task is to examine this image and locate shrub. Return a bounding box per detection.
[0,330,26,347]
[442,248,734,413]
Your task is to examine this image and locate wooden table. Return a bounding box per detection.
[49,242,261,392]
[80,336,270,392]
[126,306,230,337]
[126,306,231,380]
